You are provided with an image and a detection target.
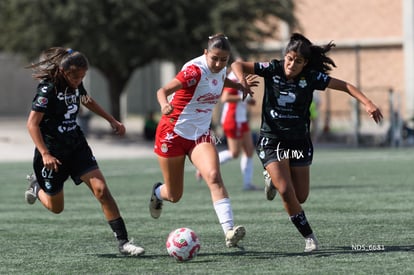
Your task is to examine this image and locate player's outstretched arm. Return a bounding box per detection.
[328,78,383,124]
[83,98,126,136]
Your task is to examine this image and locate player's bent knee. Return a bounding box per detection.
[298,196,308,204]
[49,205,64,214]
[203,169,221,184]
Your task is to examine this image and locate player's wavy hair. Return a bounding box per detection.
[26,47,89,81]
[285,33,336,74]
[207,33,231,52]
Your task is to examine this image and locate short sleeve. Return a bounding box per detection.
[31,81,54,112]
[175,64,202,88]
[254,59,283,78]
[310,71,331,91]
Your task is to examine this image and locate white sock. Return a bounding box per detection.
[240,155,254,187]
[219,150,233,164]
[213,198,234,234]
[155,185,163,200]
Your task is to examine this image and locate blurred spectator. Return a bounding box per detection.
[143,111,158,141]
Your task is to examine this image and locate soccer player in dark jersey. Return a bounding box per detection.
[231,33,383,252]
[24,47,145,256]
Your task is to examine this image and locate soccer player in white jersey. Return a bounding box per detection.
[149,34,251,248]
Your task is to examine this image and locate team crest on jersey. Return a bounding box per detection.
[298,78,307,88]
[259,150,265,159]
[45,180,52,190]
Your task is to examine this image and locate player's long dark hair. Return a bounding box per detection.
[285,33,336,74]
[26,47,89,82]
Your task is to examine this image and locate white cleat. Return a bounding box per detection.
[304,234,319,252]
[225,225,246,248]
[119,240,145,256]
[25,174,38,204]
[263,170,277,201]
[149,182,163,219]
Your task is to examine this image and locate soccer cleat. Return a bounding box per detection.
[225,225,246,248]
[149,182,163,219]
[304,234,319,252]
[263,170,277,201]
[25,173,38,204]
[119,239,145,256]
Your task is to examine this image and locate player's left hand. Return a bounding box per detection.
[365,102,383,124]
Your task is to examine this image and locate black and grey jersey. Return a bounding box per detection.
[254,59,331,139]
[31,80,88,155]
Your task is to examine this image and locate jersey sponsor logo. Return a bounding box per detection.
[186,78,197,87]
[63,104,78,119]
[58,124,77,133]
[183,66,200,87]
[270,109,299,119]
[40,86,49,93]
[36,96,48,107]
[183,67,199,79]
[197,92,220,104]
[195,108,212,113]
[57,92,77,104]
[277,91,296,106]
[270,109,279,118]
[316,72,329,82]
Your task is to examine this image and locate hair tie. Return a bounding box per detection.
[208,35,228,40]
[67,48,74,54]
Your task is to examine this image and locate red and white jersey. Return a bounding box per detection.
[221,71,248,125]
[161,55,227,140]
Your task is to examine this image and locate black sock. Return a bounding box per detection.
[108,217,129,246]
[289,210,313,238]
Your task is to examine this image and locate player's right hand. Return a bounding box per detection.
[42,152,62,172]
[162,103,174,115]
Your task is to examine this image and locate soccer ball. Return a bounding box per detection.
[166,227,201,262]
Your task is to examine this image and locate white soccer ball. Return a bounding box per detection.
[166,227,201,262]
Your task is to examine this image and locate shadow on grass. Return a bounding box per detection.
[95,245,413,260]
[95,246,247,260]
[228,245,414,259]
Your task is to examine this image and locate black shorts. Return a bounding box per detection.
[255,135,313,168]
[33,141,98,195]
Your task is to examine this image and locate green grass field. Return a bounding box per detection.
[1,147,413,274]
